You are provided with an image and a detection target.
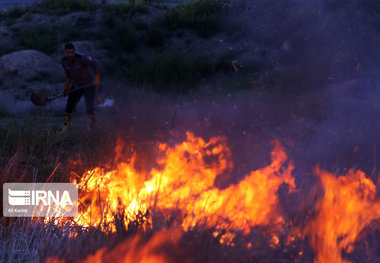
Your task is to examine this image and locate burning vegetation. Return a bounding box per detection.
[32,132,378,262]
[72,133,296,234]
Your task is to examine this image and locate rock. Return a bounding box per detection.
[0,49,65,83]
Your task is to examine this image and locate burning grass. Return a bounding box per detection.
[303,168,380,262]
[70,133,294,232]
[2,131,379,262]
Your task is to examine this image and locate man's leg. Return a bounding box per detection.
[84,86,96,130]
[64,88,83,131]
[64,112,72,128]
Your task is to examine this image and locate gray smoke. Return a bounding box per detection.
[94,0,380,186]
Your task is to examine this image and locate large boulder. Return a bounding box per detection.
[0,50,65,83]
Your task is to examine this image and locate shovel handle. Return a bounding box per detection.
[47,93,64,101]
[47,85,92,101]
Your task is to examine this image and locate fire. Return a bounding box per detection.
[303,168,380,263]
[63,132,380,262]
[177,139,296,233]
[47,229,181,263]
[72,132,295,234]
[81,229,181,263]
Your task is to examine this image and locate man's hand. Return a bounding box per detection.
[63,84,70,97]
[93,75,100,88]
[63,77,71,97]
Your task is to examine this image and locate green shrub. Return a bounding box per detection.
[101,2,148,39]
[0,5,27,27]
[0,5,25,19]
[101,3,145,54]
[59,26,102,42]
[33,0,98,15]
[146,26,165,47]
[133,20,149,31]
[17,23,102,54]
[102,22,138,53]
[17,26,57,54]
[128,52,213,91]
[115,23,138,53]
[0,106,10,118]
[164,0,222,37]
[60,27,85,42]
[102,2,147,21]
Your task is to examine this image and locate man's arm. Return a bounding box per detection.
[61,57,72,96]
[87,56,100,88]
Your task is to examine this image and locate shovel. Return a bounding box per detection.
[31,86,88,106]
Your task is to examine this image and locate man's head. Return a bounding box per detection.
[64,43,75,61]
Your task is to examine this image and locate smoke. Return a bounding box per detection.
[74,0,380,189]
[213,0,380,176]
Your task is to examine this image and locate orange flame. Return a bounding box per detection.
[80,229,181,263]
[50,132,380,262]
[73,132,296,234]
[303,168,380,263]
[46,229,181,263]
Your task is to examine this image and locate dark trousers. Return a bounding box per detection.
[65,85,96,116]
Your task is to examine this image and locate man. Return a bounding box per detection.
[61,43,100,131]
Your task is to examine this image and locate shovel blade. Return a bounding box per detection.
[31,92,48,106]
